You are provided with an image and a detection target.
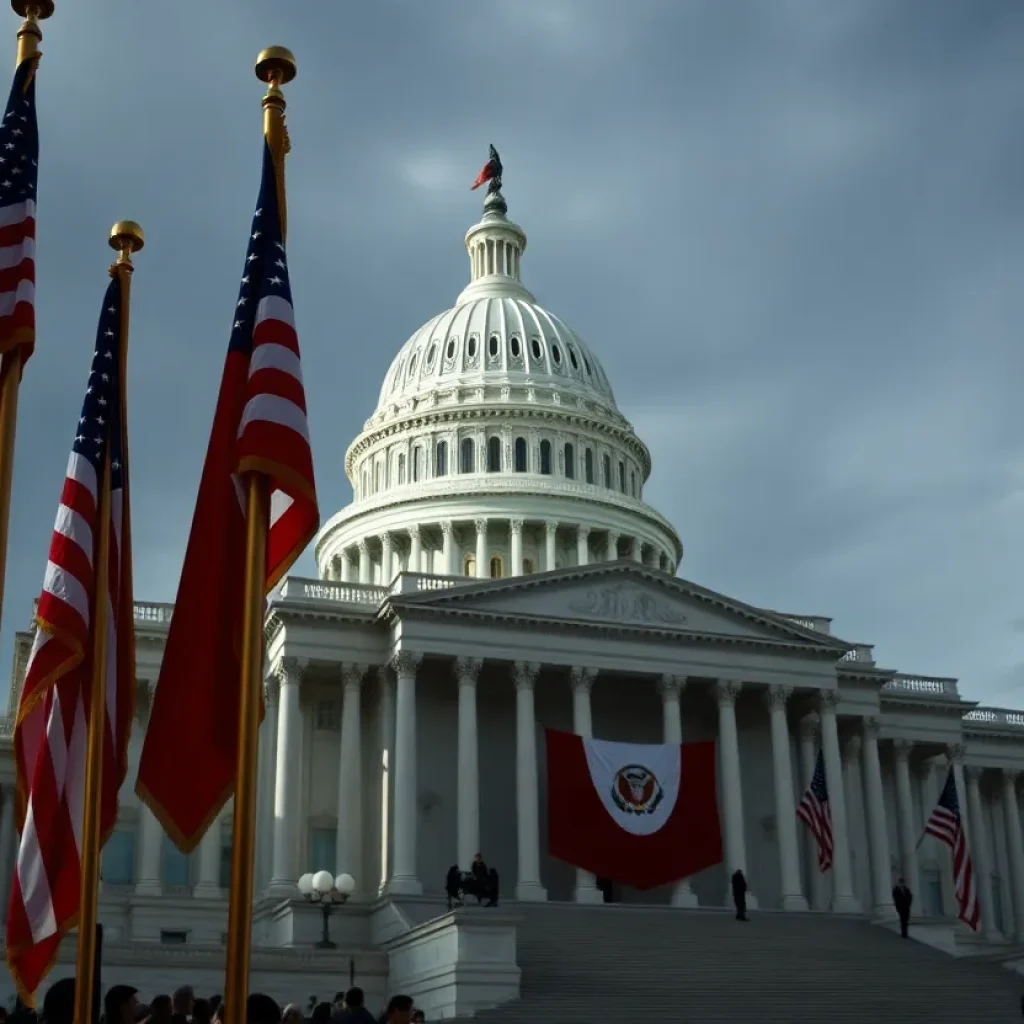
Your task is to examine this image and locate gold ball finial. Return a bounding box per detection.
[12,1,54,19]
[255,46,296,86]
[108,220,144,255]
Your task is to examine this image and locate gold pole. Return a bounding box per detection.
[72,220,143,1024]
[0,0,52,641]
[222,46,295,1024]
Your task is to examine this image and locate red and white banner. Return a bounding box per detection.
[545,728,722,890]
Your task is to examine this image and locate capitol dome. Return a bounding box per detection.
[316,167,682,584]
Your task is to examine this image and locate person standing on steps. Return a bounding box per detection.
[892,877,913,938]
[732,868,749,921]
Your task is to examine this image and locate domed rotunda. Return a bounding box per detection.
[315,177,682,584]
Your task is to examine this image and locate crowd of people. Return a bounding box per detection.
[1,984,425,1024]
[445,852,500,910]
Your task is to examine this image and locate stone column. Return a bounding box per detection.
[510,519,524,576]
[1001,771,1024,941]
[357,540,371,584]
[337,663,367,893]
[631,538,643,562]
[193,812,223,898]
[377,674,396,894]
[993,798,1015,937]
[456,657,483,869]
[576,526,590,568]
[441,520,455,575]
[798,716,828,910]
[965,767,1000,941]
[338,552,350,583]
[474,518,489,579]
[657,676,698,907]
[268,656,305,898]
[766,685,807,910]
[0,786,14,917]
[545,521,557,572]
[861,718,894,917]
[570,667,602,903]
[893,740,920,898]
[842,736,869,908]
[409,526,422,575]
[715,680,755,907]
[380,532,393,584]
[389,650,423,895]
[606,531,619,561]
[818,691,859,913]
[258,673,280,894]
[136,684,164,897]
[514,662,546,901]
[922,761,955,917]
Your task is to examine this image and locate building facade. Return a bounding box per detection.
[1,180,1024,1005]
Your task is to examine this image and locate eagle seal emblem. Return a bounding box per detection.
[611,764,664,815]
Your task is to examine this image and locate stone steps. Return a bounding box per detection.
[454,903,1024,1023]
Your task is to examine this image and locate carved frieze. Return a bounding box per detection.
[567,583,687,627]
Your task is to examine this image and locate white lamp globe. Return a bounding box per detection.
[297,873,314,896]
[312,870,334,895]
[335,873,355,896]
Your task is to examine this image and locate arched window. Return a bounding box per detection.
[397,453,406,485]
[540,439,552,475]
[489,555,504,579]
[523,558,535,574]
[618,460,626,493]
[585,448,594,484]
[564,443,575,480]
[436,440,448,477]
[463,554,476,577]
[413,446,423,482]
[461,437,476,473]
[514,436,527,472]
[487,436,501,472]
[602,453,611,488]
[630,470,637,497]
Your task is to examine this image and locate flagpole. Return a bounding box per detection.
[72,221,143,1024]
[0,0,51,639]
[222,46,295,1024]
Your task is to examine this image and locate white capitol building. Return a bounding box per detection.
[1,177,1024,1018]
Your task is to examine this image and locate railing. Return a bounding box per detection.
[133,602,173,626]
[391,572,461,595]
[277,578,389,607]
[839,644,875,664]
[882,675,960,699]
[963,708,1024,729]
[777,614,832,634]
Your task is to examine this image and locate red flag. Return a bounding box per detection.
[470,157,497,191]
[545,729,722,889]
[135,140,318,852]
[6,276,135,1003]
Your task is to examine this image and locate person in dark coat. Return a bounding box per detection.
[732,868,749,921]
[892,876,913,938]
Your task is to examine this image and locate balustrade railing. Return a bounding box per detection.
[882,675,960,699]
[963,708,1024,729]
[133,602,173,626]
[840,644,875,664]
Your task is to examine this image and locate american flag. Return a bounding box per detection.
[797,749,834,872]
[924,768,980,932]
[5,277,135,1002]
[136,139,318,850]
[0,53,39,374]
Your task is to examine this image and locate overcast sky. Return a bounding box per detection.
[3,0,1023,709]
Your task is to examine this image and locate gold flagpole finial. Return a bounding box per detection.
[11,1,53,67]
[254,46,295,235]
[109,220,145,269]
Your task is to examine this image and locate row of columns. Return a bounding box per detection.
[327,519,671,584]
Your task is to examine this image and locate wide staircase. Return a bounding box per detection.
[459,903,1024,1022]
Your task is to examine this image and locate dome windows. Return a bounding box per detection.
[487,436,501,472]
[551,343,562,366]
[407,355,418,380]
[567,346,579,370]
[467,336,478,359]
[445,338,457,361]
[584,448,594,484]
[489,554,504,579]
[426,342,438,368]
[583,354,591,376]
[564,442,575,479]
[540,439,552,475]
[436,441,449,477]
[460,437,476,473]
[530,337,543,361]
[514,437,527,472]
[602,453,612,488]
[413,446,423,482]
[488,334,500,358]
[510,335,522,358]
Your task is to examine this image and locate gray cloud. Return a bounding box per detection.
[3,0,1023,710]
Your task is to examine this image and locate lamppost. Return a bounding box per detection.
[298,871,355,949]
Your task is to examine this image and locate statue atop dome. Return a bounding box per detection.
[470,144,507,216]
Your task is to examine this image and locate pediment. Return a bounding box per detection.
[393,565,846,652]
